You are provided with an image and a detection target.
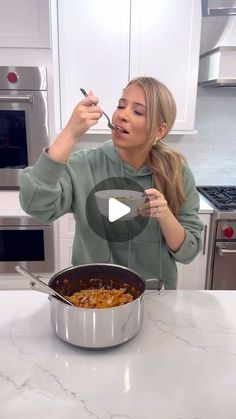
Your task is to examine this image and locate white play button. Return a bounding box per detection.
[108,198,131,222]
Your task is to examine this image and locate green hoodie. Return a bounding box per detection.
[19,140,203,289]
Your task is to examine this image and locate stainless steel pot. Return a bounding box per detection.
[16,263,163,349]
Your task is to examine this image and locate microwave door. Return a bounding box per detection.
[0,224,55,274]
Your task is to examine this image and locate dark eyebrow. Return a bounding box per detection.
[119,98,147,108]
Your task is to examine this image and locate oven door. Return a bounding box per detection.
[0,223,55,274]
[0,90,49,189]
[212,242,236,289]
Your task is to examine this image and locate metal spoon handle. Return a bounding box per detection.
[15,265,74,306]
[80,87,115,129]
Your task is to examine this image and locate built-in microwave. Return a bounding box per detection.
[0,216,55,274]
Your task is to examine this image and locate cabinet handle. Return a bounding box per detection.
[202,224,207,255]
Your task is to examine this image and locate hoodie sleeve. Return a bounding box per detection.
[168,165,204,264]
[19,149,73,223]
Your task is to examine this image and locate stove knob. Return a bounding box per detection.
[223,226,234,238]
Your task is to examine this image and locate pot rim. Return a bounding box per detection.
[48,262,146,311]
[49,262,146,283]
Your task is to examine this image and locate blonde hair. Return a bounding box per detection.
[126,77,187,216]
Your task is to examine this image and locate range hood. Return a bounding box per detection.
[202,0,236,16]
[199,1,236,87]
[199,46,236,87]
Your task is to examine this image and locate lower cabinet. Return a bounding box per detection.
[58,214,75,270]
[59,238,74,270]
[177,213,211,290]
[59,213,211,289]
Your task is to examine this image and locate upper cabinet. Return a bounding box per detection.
[57,0,130,133]
[55,0,202,133]
[0,0,51,48]
[130,0,202,132]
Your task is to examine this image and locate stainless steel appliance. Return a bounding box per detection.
[197,186,236,290]
[0,216,55,274]
[0,66,49,189]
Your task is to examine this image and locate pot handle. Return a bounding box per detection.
[141,278,164,299]
[15,265,74,306]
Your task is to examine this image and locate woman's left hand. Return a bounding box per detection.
[139,188,171,220]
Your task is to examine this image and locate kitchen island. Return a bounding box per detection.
[0,290,236,419]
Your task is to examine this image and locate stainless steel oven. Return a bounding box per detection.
[197,186,236,290]
[0,216,55,274]
[0,66,49,189]
[212,220,236,289]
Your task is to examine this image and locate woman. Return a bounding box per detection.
[19,77,203,289]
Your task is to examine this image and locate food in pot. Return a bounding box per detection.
[65,287,134,308]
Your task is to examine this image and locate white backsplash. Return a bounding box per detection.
[79,86,236,186]
[167,86,236,185]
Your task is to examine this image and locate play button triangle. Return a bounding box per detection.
[108,198,131,222]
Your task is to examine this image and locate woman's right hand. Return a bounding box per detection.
[64,92,102,140]
[48,92,102,162]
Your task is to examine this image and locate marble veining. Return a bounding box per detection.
[0,290,236,419]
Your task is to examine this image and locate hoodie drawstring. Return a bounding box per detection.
[117,148,162,284]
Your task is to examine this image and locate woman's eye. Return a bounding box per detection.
[134,110,144,116]
[117,105,125,109]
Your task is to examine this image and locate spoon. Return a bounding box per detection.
[15,265,75,307]
[80,88,115,130]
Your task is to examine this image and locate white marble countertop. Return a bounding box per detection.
[198,194,214,213]
[0,290,236,419]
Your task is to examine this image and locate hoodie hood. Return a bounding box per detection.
[100,140,152,177]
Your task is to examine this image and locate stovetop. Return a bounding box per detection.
[197,186,236,211]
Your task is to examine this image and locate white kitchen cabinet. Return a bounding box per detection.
[57,0,130,132]
[0,0,51,48]
[55,0,201,133]
[58,214,75,270]
[177,213,211,290]
[130,0,202,132]
[59,238,74,270]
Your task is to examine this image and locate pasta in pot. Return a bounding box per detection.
[65,287,134,309]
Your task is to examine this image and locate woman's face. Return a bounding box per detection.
[111,83,148,151]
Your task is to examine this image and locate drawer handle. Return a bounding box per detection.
[202,224,207,255]
[217,245,236,256]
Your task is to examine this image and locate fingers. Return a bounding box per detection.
[138,188,169,219]
[82,94,99,106]
[82,93,103,120]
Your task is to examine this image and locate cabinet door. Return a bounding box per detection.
[57,0,130,132]
[59,214,76,239]
[130,0,201,132]
[59,238,74,270]
[177,213,210,290]
[0,0,50,48]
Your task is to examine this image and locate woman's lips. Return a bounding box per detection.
[114,125,129,134]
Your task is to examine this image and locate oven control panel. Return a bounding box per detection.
[217,221,236,240]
